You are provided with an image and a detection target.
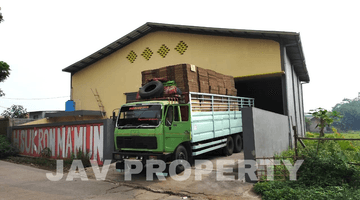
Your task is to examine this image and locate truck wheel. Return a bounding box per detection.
[139,81,164,98]
[233,134,243,153]
[174,145,188,174]
[223,136,234,156]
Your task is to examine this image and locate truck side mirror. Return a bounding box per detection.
[112,111,116,122]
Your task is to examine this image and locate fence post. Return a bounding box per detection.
[293,126,298,158]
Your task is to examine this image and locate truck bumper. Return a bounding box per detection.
[113,151,172,170]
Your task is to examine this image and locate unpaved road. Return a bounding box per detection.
[0,160,183,200]
[0,151,261,200]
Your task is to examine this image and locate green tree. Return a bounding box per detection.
[0,61,11,97]
[0,7,3,23]
[310,108,342,137]
[1,105,28,118]
[0,61,10,82]
[333,98,360,131]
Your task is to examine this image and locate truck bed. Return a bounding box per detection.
[189,92,254,143]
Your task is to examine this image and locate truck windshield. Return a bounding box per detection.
[117,105,162,128]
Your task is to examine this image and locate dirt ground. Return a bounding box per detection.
[94,151,260,200]
[2,151,261,200]
[3,156,70,172]
[0,160,184,200]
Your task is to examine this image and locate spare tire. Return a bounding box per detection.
[139,81,164,99]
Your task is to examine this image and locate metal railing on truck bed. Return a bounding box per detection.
[188,92,254,146]
[189,92,254,112]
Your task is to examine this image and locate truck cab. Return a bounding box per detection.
[113,100,192,165]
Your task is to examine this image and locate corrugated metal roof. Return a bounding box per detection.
[62,22,309,82]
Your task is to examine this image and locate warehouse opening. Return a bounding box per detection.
[235,76,284,115]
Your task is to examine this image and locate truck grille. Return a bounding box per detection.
[116,136,157,149]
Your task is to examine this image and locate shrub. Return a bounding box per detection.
[40,147,52,158]
[254,137,360,199]
[64,148,91,168]
[0,135,19,158]
[74,148,91,168]
[297,147,360,187]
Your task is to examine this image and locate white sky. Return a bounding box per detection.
[0,1,359,114]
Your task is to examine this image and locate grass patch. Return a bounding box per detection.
[3,156,58,171]
[1,135,91,172]
[254,129,360,199]
[2,148,91,172]
[341,132,360,148]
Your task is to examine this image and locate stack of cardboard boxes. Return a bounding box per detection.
[174,64,199,93]
[198,67,209,93]
[141,63,237,96]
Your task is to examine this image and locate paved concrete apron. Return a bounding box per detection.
[99,152,261,200]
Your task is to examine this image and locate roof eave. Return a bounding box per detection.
[62,22,310,82]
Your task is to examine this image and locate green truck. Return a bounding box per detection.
[112,92,254,171]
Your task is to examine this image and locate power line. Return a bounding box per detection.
[0,96,70,100]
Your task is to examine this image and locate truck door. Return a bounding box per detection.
[163,105,191,152]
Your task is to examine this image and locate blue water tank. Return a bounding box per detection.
[65,100,75,112]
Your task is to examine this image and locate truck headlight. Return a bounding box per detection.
[114,154,121,160]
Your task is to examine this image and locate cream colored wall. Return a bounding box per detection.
[71,31,281,117]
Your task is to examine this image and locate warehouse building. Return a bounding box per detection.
[62,22,309,137]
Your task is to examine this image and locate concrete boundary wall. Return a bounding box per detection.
[242,107,290,160]
[1,118,35,135]
[9,119,115,165]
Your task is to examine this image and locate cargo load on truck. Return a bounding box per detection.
[139,64,237,100]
